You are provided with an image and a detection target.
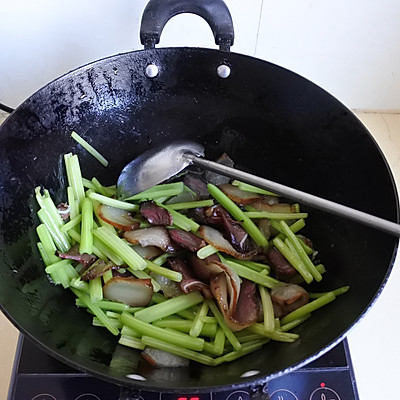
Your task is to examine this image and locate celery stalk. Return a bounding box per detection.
[141,336,215,366]
[121,312,204,351]
[134,292,204,323]
[71,131,109,167]
[207,184,268,247]
[79,197,93,255]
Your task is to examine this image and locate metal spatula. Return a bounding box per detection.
[117,140,400,237]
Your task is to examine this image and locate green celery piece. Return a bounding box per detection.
[156,202,200,232]
[92,227,146,270]
[207,184,268,247]
[88,192,139,211]
[60,214,82,232]
[258,285,275,332]
[232,180,278,196]
[124,182,184,202]
[134,292,204,323]
[80,197,94,255]
[121,312,204,351]
[93,316,122,330]
[225,258,271,274]
[71,131,109,167]
[280,292,336,326]
[272,237,313,284]
[197,244,219,259]
[119,335,145,350]
[71,288,119,335]
[279,220,322,282]
[224,259,280,289]
[206,299,242,351]
[308,285,350,299]
[89,276,103,303]
[280,314,312,332]
[167,199,214,210]
[213,339,269,366]
[75,298,141,313]
[64,153,85,209]
[141,335,215,366]
[152,319,217,338]
[91,177,114,197]
[190,301,209,337]
[247,323,299,342]
[244,211,308,220]
[144,260,182,282]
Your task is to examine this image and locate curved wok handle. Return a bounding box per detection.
[140,0,234,51]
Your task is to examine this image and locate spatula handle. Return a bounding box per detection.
[185,154,400,237]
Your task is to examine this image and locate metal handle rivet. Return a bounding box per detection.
[217,64,231,78]
[145,64,159,78]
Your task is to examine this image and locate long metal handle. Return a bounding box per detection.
[185,154,400,237]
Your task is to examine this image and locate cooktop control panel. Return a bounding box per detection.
[8,337,359,400]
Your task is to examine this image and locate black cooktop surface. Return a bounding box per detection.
[8,335,359,400]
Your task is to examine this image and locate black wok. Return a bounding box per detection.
[0,0,398,395]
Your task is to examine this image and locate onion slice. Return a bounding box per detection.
[198,225,257,260]
[97,204,140,231]
[270,283,309,318]
[124,227,174,252]
[103,277,153,306]
[218,183,261,205]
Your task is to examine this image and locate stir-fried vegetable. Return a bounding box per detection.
[34,147,349,367]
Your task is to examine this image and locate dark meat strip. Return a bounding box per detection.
[167,257,212,298]
[267,247,298,281]
[57,243,96,267]
[168,229,206,252]
[183,174,209,200]
[232,279,259,327]
[140,201,173,226]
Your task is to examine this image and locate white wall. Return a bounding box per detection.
[0,0,399,110]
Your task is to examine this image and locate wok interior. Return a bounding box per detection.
[0,48,398,391]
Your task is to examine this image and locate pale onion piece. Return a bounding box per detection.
[124,227,173,252]
[150,273,182,298]
[207,261,241,312]
[249,199,295,213]
[198,225,255,260]
[142,347,189,367]
[103,277,153,306]
[218,183,261,205]
[131,245,163,260]
[97,204,139,231]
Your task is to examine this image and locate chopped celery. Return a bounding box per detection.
[197,244,219,259]
[141,336,215,366]
[258,285,274,332]
[144,260,182,282]
[232,180,278,196]
[88,192,139,211]
[279,220,322,282]
[121,312,204,351]
[280,292,336,326]
[134,292,204,323]
[92,227,146,271]
[206,299,242,351]
[71,131,109,167]
[244,211,308,220]
[124,182,184,201]
[207,184,268,247]
[118,335,145,350]
[167,199,214,210]
[223,259,280,289]
[71,288,119,335]
[80,197,93,255]
[190,301,209,337]
[272,237,313,284]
